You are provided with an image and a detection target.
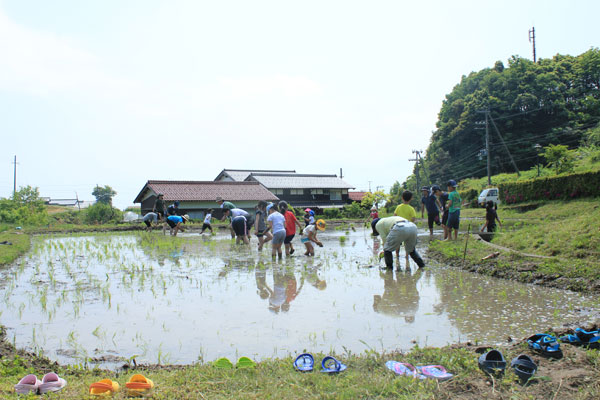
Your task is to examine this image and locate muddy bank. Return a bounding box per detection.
[427,245,600,294]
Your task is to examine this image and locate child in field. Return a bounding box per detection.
[279,201,303,256]
[301,219,326,256]
[303,208,315,227]
[255,201,273,251]
[393,191,417,264]
[370,207,379,220]
[142,212,158,232]
[200,209,213,234]
[267,203,286,259]
[433,185,450,239]
[166,214,189,236]
[446,180,462,240]
[481,200,502,233]
[222,208,253,245]
[421,186,442,237]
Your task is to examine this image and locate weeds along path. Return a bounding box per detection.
[471,234,557,260]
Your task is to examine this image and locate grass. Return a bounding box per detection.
[0,232,30,266]
[429,198,600,291]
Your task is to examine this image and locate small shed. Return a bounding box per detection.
[133,180,279,220]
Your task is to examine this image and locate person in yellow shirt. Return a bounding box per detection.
[393,191,417,265]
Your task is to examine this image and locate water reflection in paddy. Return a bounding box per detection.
[0,228,591,367]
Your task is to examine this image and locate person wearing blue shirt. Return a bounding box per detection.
[167,214,188,236]
[421,186,442,237]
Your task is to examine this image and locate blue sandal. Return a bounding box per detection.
[560,328,600,348]
[293,353,314,372]
[527,334,562,358]
[320,356,347,373]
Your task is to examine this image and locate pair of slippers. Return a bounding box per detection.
[214,356,257,369]
[294,354,347,373]
[90,374,153,397]
[385,361,453,381]
[527,333,563,358]
[560,328,600,349]
[478,349,537,381]
[15,373,66,395]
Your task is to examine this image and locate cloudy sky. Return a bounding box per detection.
[1,0,598,208]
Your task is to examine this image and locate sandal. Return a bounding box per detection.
[510,354,537,381]
[320,356,347,373]
[527,334,563,358]
[293,353,314,372]
[385,361,426,379]
[89,379,120,396]
[478,349,506,375]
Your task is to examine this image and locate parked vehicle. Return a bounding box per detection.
[478,188,500,207]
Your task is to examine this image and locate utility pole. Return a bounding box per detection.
[409,150,421,193]
[476,110,492,185]
[529,26,536,63]
[12,155,18,198]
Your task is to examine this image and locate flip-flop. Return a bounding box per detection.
[560,328,600,348]
[320,356,347,373]
[478,349,506,375]
[125,374,154,397]
[14,374,41,395]
[510,354,537,381]
[214,357,234,369]
[236,356,257,369]
[527,334,563,358]
[38,372,67,394]
[385,361,426,379]
[416,365,454,381]
[293,353,314,372]
[89,379,120,396]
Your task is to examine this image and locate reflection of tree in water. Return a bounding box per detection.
[433,269,564,340]
[373,268,422,323]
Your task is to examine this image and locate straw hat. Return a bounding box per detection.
[316,219,326,231]
[182,214,190,222]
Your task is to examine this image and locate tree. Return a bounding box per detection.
[361,190,389,209]
[13,185,43,205]
[542,144,575,175]
[92,185,117,205]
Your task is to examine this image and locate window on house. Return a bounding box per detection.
[341,189,348,194]
[291,189,303,195]
[273,189,284,195]
[311,189,323,195]
[330,190,341,200]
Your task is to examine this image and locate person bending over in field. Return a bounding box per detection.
[373,216,424,270]
[222,208,254,245]
[166,214,189,236]
[301,219,326,256]
[142,212,158,232]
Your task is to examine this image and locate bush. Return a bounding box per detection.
[84,203,123,224]
[323,208,341,219]
[499,170,600,204]
[342,202,366,218]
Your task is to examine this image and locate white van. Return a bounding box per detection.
[478,188,500,207]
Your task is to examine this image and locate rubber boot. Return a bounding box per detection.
[383,251,394,269]
[409,250,425,268]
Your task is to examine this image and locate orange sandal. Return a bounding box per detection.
[125,374,154,397]
[89,379,119,396]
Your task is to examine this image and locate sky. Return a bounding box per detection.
[1,0,599,209]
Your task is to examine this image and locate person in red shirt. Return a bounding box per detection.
[370,207,379,220]
[278,201,303,256]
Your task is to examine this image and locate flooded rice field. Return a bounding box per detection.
[0,227,592,368]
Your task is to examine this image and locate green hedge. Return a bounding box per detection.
[499,170,600,204]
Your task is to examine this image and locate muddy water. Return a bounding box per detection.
[0,228,592,367]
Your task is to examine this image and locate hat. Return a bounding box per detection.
[215,196,224,202]
[431,185,440,192]
[182,214,189,221]
[309,210,315,216]
[447,180,457,188]
[316,219,326,231]
[157,193,164,197]
[266,203,275,212]
[371,207,377,211]
[421,186,430,191]
[304,208,312,212]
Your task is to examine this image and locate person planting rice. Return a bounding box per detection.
[216,197,236,238]
[255,201,273,251]
[278,201,303,256]
[222,207,254,245]
[267,203,286,259]
[166,214,189,236]
[481,200,502,233]
[393,191,417,265]
[142,212,158,232]
[301,219,326,256]
[372,216,425,270]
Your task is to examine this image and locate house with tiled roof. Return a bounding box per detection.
[214,169,296,182]
[244,172,355,210]
[133,180,279,220]
[347,191,367,203]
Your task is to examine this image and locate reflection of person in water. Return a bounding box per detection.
[304,258,327,290]
[373,268,422,323]
[268,267,304,313]
[282,270,304,312]
[255,268,272,300]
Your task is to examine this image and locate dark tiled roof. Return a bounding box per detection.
[348,191,367,201]
[246,173,355,189]
[215,169,296,182]
[133,180,279,203]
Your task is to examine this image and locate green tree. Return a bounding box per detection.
[92,185,117,205]
[542,144,575,175]
[361,190,389,209]
[85,202,123,224]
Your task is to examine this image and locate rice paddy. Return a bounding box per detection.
[0,227,591,369]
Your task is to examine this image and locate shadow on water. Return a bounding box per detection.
[0,228,591,368]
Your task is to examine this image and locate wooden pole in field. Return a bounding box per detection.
[463,223,471,262]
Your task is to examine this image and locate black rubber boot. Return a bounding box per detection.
[384,251,394,269]
[409,250,425,268]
